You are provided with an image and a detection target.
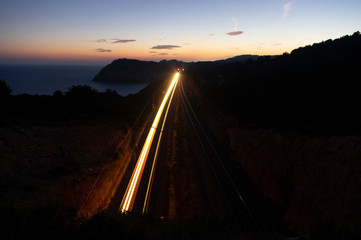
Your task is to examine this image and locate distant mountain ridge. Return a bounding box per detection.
[216,54,260,63]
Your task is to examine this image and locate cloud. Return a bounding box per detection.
[227,17,243,36]
[112,39,136,43]
[283,1,295,18]
[151,45,181,50]
[96,48,112,53]
[232,17,238,32]
[206,34,215,37]
[148,51,171,57]
[91,38,136,43]
[226,31,244,36]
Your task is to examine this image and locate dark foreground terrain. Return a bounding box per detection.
[1,32,361,239]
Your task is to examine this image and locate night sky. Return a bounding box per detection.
[1,0,360,65]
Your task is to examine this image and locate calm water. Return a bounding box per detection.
[0,64,147,96]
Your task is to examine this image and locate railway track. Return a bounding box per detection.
[179,80,262,234]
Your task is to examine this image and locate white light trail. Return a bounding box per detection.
[120,72,180,213]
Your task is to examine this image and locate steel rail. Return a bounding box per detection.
[179,80,261,232]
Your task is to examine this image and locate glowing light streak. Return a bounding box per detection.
[120,72,180,212]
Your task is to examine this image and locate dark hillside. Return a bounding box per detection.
[93,58,183,83]
[217,54,259,63]
[188,31,361,135]
[183,32,361,233]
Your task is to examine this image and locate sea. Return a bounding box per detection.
[0,64,148,96]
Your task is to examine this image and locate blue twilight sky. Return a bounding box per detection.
[0,0,360,65]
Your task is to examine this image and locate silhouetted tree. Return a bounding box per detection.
[65,85,99,98]
[53,90,63,97]
[0,79,12,97]
[105,89,118,96]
